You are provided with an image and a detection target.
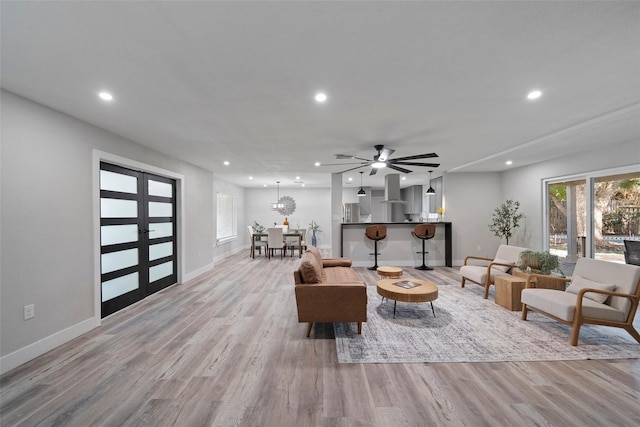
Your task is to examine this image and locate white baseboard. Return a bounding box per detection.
[183,261,215,282]
[0,317,99,375]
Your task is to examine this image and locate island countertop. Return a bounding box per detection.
[340,222,452,267]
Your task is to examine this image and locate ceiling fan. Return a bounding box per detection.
[322,144,440,175]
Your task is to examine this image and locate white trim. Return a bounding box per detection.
[0,317,98,375]
[183,261,215,282]
[92,150,186,324]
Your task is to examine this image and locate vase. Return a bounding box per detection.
[311,231,317,247]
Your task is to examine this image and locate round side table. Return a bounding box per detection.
[377,266,403,280]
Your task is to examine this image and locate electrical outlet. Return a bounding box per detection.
[24,304,35,320]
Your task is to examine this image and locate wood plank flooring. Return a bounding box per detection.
[2,251,639,426]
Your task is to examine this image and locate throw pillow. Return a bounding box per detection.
[306,246,323,266]
[299,253,322,284]
[566,275,616,304]
[491,258,514,273]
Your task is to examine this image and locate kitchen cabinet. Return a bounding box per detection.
[402,185,423,214]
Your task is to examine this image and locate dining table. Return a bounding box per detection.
[251,231,304,258]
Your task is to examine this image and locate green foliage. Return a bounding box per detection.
[517,250,560,275]
[489,199,526,245]
[252,221,265,233]
[309,220,322,233]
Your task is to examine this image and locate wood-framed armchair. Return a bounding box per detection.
[460,244,529,299]
[521,258,640,346]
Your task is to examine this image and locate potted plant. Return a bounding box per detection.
[489,199,525,245]
[309,220,322,247]
[517,250,560,275]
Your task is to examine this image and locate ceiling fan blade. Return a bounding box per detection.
[390,153,439,161]
[387,164,413,174]
[378,148,395,162]
[369,168,378,176]
[320,162,369,166]
[338,165,369,174]
[391,161,441,168]
[336,154,371,161]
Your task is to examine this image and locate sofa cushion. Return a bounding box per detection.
[323,266,361,284]
[566,275,616,304]
[306,246,323,266]
[492,258,515,273]
[299,252,323,284]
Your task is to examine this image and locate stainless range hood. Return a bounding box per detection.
[382,174,406,203]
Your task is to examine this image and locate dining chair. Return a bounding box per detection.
[267,227,286,259]
[287,228,306,257]
[247,226,267,257]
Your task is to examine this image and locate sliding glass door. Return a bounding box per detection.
[545,168,640,265]
[100,162,177,317]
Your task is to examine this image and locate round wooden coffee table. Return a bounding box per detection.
[377,266,403,279]
[376,278,438,318]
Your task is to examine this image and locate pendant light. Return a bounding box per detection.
[357,171,366,197]
[271,181,285,210]
[426,171,436,195]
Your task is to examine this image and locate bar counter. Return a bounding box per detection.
[341,222,452,268]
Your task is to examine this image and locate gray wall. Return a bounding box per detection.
[1,91,214,369]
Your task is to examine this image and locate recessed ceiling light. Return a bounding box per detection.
[296,176,301,180]
[314,162,320,167]
[506,160,513,165]
[263,184,267,187]
[348,177,353,181]
[314,92,328,103]
[302,184,305,187]
[223,161,230,166]
[98,91,113,101]
[249,176,253,180]
[401,176,406,180]
[527,90,542,100]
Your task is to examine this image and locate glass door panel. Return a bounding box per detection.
[100,162,177,318]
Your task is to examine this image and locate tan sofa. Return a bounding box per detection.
[294,246,367,337]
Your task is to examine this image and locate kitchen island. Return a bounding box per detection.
[341,222,452,268]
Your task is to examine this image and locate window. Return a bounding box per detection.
[544,167,640,264]
[216,192,236,243]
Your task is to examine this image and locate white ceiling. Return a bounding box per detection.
[2,1,639,189]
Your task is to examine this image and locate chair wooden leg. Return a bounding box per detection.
[570,320,582,346]
[306,322,313,337]
[461,277,466,288]
[357,322,362,334]
[483,284,490,299]
[624,325,640,344]
[521,304,528,320]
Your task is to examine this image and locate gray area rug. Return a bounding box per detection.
[334,281,640,363]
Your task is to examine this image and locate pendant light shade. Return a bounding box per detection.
[271,181,285,210]
[426,171,436,195]
[357,171,366,197]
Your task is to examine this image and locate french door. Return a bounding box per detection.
[100,162,177,317]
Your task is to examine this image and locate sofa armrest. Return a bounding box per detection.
[322,258,352,268]
[295,282,367,323]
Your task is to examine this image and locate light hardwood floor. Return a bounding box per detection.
[2,252,639,426]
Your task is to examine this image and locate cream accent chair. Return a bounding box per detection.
[460,244,529,299]
[521,258,640,346]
